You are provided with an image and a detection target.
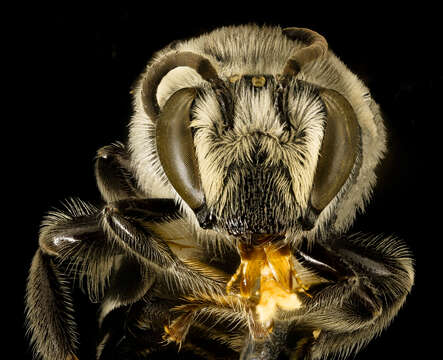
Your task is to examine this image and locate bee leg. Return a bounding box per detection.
[27,143,224,359]
[26,200,114,360]
[98,255,156,327]
[294,240,364,309]
[96,143,178,267]
[95,142,144,202]
[100,198,180,266]
[164,301,216,345]
[100,198,226,295]
[226,260,244,295]
[164,293,246,346]
[97,301,162,360]
[295,234,414,359]
[28,198,175,360]
[95,143,184,268]
[26,249,80,360]
[98,283,180,360]
[96,305,129,360]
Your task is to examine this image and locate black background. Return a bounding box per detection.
[15,4,441,359]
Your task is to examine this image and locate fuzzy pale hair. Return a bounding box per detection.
[129,24,386,245]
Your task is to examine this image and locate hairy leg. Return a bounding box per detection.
[288,234,414,359]
[26,197,223,359]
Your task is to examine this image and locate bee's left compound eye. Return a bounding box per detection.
[310,89,361,213]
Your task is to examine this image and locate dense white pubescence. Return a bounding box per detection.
[129,24,386,245]
[191,80,326,222]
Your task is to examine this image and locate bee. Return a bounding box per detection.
[26,24,414,360]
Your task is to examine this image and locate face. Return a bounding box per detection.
[143,50,361,247]
[190,77,327,240]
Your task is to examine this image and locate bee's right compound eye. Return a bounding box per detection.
[156,87,205,212]
[141,51,226,223]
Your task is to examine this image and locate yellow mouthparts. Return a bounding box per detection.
[227,241,310,330]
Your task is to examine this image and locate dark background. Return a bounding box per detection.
[15,4,441,359]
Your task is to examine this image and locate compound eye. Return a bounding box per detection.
[310,89,361,213]
[156,88,205,212]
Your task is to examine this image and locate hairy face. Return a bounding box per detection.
[131,29,372,244]
[191,77,326,236]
